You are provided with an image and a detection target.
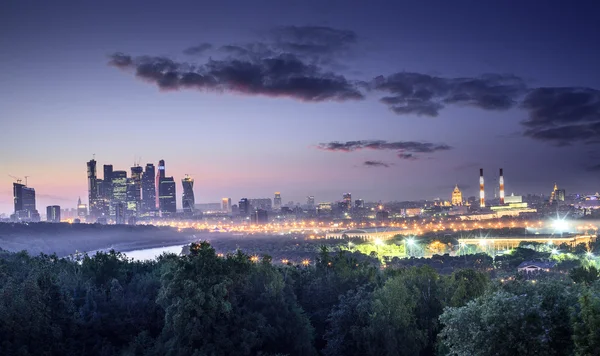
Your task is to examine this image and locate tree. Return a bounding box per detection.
[573,289,600,356]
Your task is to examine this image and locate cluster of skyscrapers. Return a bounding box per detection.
[87,158,193,223]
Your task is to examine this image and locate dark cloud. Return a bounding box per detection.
[269,26,357,56]
[372,72,526,117]
[363,160,390,168]
[183,43,213,55]
[317,140,452,160]
[521,87,600,145]
[108,52,363,102]
[586,164,600,172]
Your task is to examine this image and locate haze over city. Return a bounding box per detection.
[2,0,600,214]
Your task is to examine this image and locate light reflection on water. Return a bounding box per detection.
[124,244,186,261]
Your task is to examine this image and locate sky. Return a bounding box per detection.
[1,0,600,214]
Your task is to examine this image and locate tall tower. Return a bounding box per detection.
[274,192,282,210]
[451,185,462,206]
[131,165,143,214]
[156,160,165,209]
[479,168,485,208]
[499,168,505,205]
[87,159,99,219]
[182,175,195,214]
[141,163,156,213]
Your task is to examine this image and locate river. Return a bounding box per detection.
[123,244,187,261]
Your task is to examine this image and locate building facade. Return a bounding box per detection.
[182,175,195,214]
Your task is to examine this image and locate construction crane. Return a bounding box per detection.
[8,174,22,184]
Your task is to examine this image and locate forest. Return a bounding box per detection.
[1,242,600,356]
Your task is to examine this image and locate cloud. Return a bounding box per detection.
[372,72,526,117]
[363,160,390,167]
[108,52,364,102]
[317,140,452,160]
[183,43,213,55]
[521,87,600,145]
[269,25,357,57]
[586,164,600,172]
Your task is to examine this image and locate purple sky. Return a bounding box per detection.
[1,0,600,214]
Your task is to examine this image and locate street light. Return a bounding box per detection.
[405,237,415,257]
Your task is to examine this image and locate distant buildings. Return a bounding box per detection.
[182,175,195,214]
[46,205,60,223]
[251,209,268,224]
[77,197,87,219]
[249,198,272,211]
[306,196,315,208]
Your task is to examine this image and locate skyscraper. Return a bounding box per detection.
[156,160,165,209]
[222,198,232,212]
[306,196,315,208]
[274,192,282,210]
[111,171,127,216]
[13,182,37,220]
[182,175,195,214]
[126,178,139,216]
[141,163,156,213]
[130,165,143,215]
[452,185,463,206]
[238,198,250,217]
[77,197,87,218]
[87,159,100,219]
[46,205,61,223]
[159,177,177,215]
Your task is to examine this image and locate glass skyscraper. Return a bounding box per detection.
[87,159,100,219]
[142,163,156,213]
[182,175,195,214]
[111,171,127,216]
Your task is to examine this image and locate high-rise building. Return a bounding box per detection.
[355,199,364,208]
[306,196,315,208]
[131,165,143,214]
[550,183,566,204]
[451,185,463,206]
[111,171,127,216]
[77,197,87,218]
[249,198,272,211]
[274,192,282,210]
[159,177,177,215]
[87,159,100,218]
[115,202,125,225]
[141,163,156,213]
[222,198,232,212]
[238,198,250,217]
[343,193,352,204]
[126,178,139,216]
[13,182,37,220]
[46,205,61,223]
[182,175,195,214]
[251,209,268,224]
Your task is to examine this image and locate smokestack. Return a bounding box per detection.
[499,168,505,205]
[479,168,485,208]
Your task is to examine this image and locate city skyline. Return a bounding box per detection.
[2,1,600,214]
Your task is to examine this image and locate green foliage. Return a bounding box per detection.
[573,288,600,356]
[570,266,600,285]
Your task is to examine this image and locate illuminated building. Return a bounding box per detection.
[451,185,462,205]
[159,177,177,215]
[355,199,364,208]
[156,160,165,209]
[306,196,315,208]
[317,202,332,216]
[549,183,565,203]
[77,197,87,218]
[251,209,268,224]
[249,198,272,211]
[222,198,232,212]
[115,202,125,225]
[111,171,127,217]
[504,194,523,204]
[182,175,195,214]
[141,163,156,213]
[343,193,352,205]
[126,178,139,216]
[274,192,282,210]
[131,165,143,213]
[87,159,100,219]
[46,205,61,223]
[376,210,389,221]
[238,198,250,217]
